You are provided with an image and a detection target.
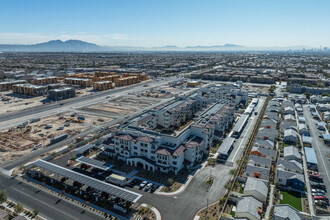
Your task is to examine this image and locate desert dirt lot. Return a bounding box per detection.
[82,95,161,116]
[243,84,269,94]
[0,112,111,164]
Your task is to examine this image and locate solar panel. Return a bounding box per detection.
[33,160,142,203]
[76,156,112,171]
[75,144,96,153]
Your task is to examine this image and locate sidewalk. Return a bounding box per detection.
[265,184,275,220]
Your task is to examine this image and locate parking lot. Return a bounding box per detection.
[303,105,330,211]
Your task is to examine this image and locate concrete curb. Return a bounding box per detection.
[155,162,207,196]
[140,203,161,220]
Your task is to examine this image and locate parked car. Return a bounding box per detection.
[314,200,328,208]
[312,188,326,194]
[73,181,82,187]
[81,163,91,170]
[128,179,138,187]
[139,181,147,189]
[312,192,326,196]
[314,196,329,203]
[145,183,153,191]
[310,175,323,183]
[150,184,159,193]
[311,183,327,191]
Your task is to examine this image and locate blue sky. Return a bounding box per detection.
[0,0,329,47]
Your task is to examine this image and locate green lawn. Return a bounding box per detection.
[280,191,302,211]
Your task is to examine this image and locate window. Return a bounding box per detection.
[173,161,177,165]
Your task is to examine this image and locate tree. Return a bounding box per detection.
[33,209,39,217]
[0,189,7,204]
[14,202,24,214]
[269,85,276,93]
[304,92,312,100]
[167,178,174,186]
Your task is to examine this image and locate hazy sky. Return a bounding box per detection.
[0,0,329,47]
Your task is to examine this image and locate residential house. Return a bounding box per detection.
[273,205,306,220]
[277,159,303,174]
[235,196,263,220]
[248,155,272,169]
[284,107,294,115]
[260,118,277,130]
[276,168,305,190]
[256,127,278,143]
[0,210,9,220]
[250,146,277,161]
[254,139,275,149]
[298,123,309,136]
[283,146,301,162]
[245,164,270,180]
[244,177,269,203]
[283,129,298,145]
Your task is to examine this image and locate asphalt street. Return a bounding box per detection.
[0,173,105,220]
[130,164,231,220]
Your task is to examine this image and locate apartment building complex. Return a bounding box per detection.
[101,85,245,174]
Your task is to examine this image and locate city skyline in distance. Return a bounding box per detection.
[0,0,330,48]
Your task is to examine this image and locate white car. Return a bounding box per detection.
[139,181,147,189]
[145,183,153,191]
[312,188,326,194]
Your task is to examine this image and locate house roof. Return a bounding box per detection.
[284,129,298,138]
[0,210,8,219]
[284,146,301,160]
[254,139,274,149]
[248,155,272,167]
[284,114,296,121]
[251,146,277,158]
[277,159,303,173]
[244,177,269,200]
[273,205,303,220]
[236,196,262,220]
[277,168,304,182]
[137,136,154,143]
[245,164,270,180]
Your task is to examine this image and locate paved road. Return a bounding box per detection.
[303,105,330,200]
[0,174,104,220]
[130,165,231,220]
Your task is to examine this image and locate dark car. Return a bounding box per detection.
[73,181,82,187]
[150,184,159,193]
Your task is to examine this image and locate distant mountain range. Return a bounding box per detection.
[0,39,312,52]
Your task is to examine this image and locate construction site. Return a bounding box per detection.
[0,112,111,164]
[80,95,160,117]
